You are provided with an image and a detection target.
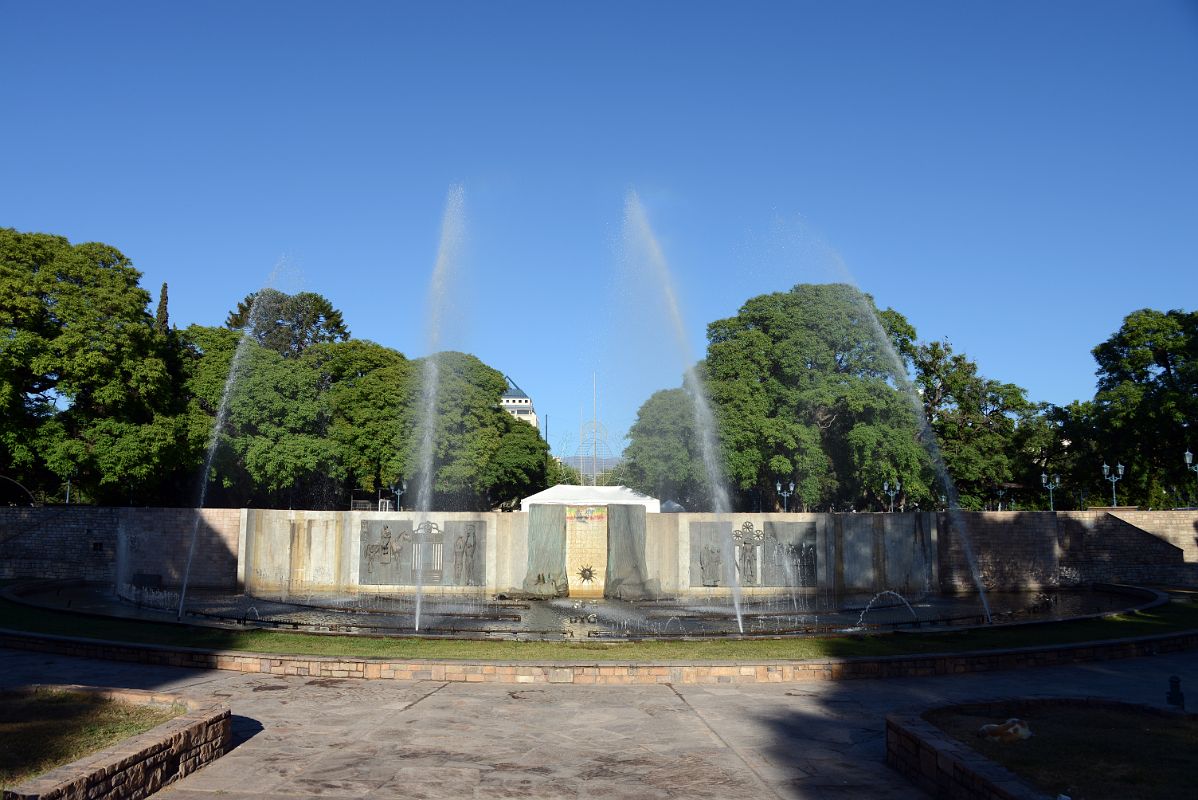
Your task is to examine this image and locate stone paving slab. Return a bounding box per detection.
[2,647,1194,799]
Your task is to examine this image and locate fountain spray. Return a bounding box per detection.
[412,184,466,632]
[176,277,277,621]
[622,191,743,632]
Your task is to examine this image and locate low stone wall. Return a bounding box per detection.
[0,507,120,583]
[886,711,1045,799]
[886,698,1195,800]
[1,686,230,800]
[3,627,1196,686]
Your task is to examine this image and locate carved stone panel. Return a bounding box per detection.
[359,520,413,585]
[761,521,818,587]
[359,519,486,587]
[689,521,731,587]
[444,520,486,587]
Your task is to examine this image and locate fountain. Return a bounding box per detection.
[175,281,275,620]
[853,590,920,629]
[86,193,1084,642]
[412,184,466,632]
[844,275,994,624]
[622,191,743,632]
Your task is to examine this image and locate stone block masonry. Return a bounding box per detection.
[939,510,1198,591]
[0,507,242,590]
[886,712,1045,799]
[0,506,120,583]
[3,627,1196,687]
[1,686,230,800]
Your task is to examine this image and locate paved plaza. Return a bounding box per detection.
[2,647,1194,799]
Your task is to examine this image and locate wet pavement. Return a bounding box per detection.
[1,646,1194,798]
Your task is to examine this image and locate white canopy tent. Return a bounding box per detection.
[519,484,661,513]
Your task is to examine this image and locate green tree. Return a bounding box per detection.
[1041,400,1104,510]
[320,339,411,496]
[704,283,931,511]
[226,289,350,358]
[547,457,582,486]
[399,352,512,509]
[155,282,169,333]
[180,326,343,508]
[617,388,709,508]
[908,338,1044,509]
[482,414,552,509]
[0,228,184,502]
[1088,308,1198,507]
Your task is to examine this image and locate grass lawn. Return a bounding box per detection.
[925,702,1198,800]
[0,689,181,789]
[1,590,1196,662]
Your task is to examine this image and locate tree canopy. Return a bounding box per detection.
[7,225,1195,512]
[701,283,931,511]
[2,227,559,508]
[624,282,1072,512]
[226,289,350,358]
[905,337,1045,509]
[613,388,709,509]
[1080,308,1197,507]
[1,228,183,503]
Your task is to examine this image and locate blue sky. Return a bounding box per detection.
[3,1,1196,456]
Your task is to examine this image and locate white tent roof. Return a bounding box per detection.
[520,484,660,513]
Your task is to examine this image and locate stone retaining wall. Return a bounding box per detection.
[939,510,1198,591]
[0,507,242,590]
[1,686,230,800]
[4,507,1198,596]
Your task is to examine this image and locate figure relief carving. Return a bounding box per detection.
[699,544,722,586]
[453,523,479,586]
[364,525,395,575]
[734,521,763,586]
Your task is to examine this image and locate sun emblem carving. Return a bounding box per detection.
[577,565,596,583]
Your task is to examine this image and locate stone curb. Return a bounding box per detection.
[1,685,231,800]
[2,626,1197,685]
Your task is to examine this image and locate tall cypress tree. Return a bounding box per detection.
[155,282,169,333]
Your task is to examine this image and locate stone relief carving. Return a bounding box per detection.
[733,521,764,586]
[699,544,722,586]
[452,523,479,586]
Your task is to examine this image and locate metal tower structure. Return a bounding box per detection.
[570,374,619,486]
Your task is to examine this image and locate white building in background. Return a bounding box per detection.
[500,377,538,429]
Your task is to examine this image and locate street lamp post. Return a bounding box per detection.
[1102,462,1124,506]
[1185,450,1198,504]
[883,480,900,512]
[1041,472,1060,511]
[775,480,795,512]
